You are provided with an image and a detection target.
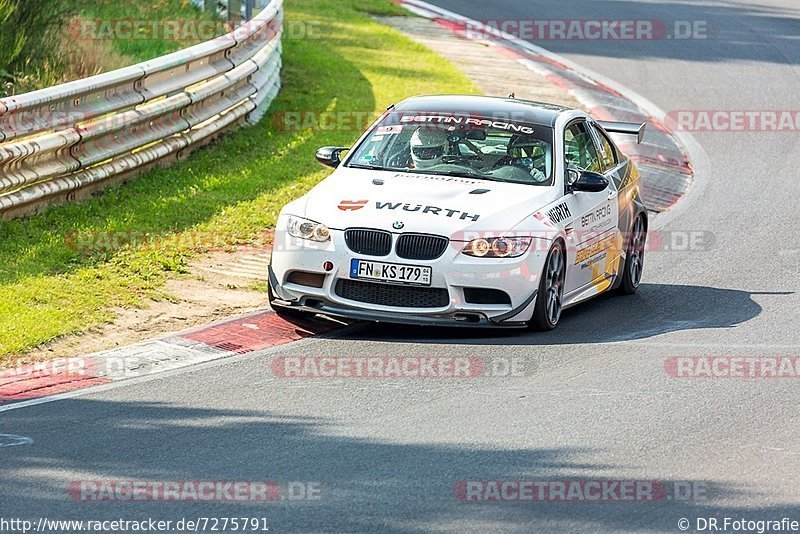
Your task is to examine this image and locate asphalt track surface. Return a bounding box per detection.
[1,1,799,532]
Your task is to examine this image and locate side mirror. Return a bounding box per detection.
[315,146,349,168]
[570,170,609,193]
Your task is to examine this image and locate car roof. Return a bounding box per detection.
[391,95,574,128]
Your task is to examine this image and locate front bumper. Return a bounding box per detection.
[270,264,536,328]
[269,227,548,327]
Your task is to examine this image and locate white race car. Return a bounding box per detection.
[268,95,648,330]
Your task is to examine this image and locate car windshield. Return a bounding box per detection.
[345,112,555,185]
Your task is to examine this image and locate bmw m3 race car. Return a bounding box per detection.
[268,95,648,330]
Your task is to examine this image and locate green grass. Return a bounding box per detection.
[0,0,478,360]
[1,0,76,96]
[2,0,210,95]
[79,0,223,61]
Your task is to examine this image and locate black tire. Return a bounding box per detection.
[618,214,646,295]
[529,241,566,331]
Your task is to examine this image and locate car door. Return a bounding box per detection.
[561,120,621,296]
[589,120,640,263]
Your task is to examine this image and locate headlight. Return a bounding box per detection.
[462,237,531,258]
[287,216,331,242]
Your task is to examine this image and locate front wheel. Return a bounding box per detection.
[529,241,566,331]
[618,215,646,295]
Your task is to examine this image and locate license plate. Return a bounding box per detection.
[350,259,432,286]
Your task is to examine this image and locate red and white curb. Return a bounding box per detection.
[397,0,698,214]
[0,311,338,409]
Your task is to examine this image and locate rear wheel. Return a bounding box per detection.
[618,215,646,295]
[529,241,566,331]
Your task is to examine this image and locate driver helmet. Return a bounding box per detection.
[410,128,449,169]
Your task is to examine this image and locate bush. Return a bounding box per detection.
[0,0,76,96]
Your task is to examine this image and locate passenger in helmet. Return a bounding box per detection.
[410,128,450,169]
[507,136,549,183]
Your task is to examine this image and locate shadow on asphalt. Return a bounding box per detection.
[330,284,792,345]
[0,399,797,531]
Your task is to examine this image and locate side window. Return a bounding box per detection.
[564,121,602,184]
[590,124,618,172]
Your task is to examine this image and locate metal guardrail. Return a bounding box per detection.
[0,0,283,219]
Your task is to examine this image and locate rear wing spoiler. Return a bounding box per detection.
[597,121,646,144]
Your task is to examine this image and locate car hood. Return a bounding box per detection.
[292,168,559,239]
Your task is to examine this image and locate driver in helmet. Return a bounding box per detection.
[410,128,450,169]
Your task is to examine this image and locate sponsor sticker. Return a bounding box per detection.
[547,203,572,224]
[575,234,617,264]
[338,200,369,211]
